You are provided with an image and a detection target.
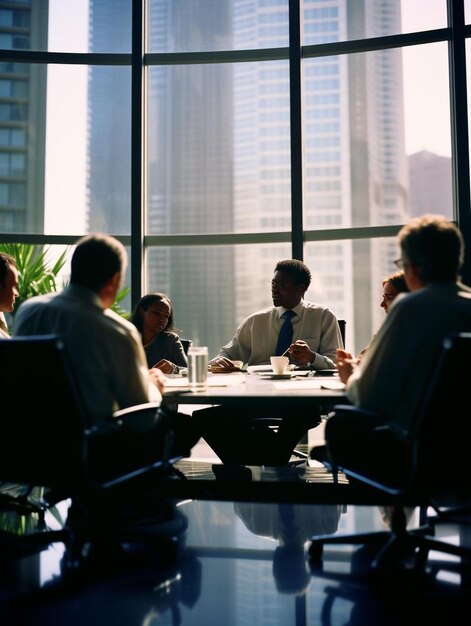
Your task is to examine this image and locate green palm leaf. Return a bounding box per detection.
[0,242,131,322]
[0,243,69,311]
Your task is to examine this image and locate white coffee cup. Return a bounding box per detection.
[270,355,289,375]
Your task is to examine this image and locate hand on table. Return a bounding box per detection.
[149,367,166,393]
[208,356,243,372]
[287,340,314,366]
[152,358,177,375]
[335,348,359,384]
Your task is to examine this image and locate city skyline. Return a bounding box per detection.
[85,0,418,356]
[43,0,454,235]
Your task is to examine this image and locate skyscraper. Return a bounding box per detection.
[0,0,48,234]
[87,0,131,234]
[146,1,236,351]
[408,150,452,218]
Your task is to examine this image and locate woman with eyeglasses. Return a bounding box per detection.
[339,270,409,365]
[380,270,409,314]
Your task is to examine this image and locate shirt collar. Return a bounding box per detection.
[277,300,304,319]
[0,312,9,336]
[65,284,105,310]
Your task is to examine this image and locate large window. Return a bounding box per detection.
[1,0,470,357]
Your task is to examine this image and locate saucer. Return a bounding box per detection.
[259,373,292,380]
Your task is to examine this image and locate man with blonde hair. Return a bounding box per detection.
[338,214,471,424]
[323,215,471,473]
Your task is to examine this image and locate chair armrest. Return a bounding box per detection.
[82,404,178,484]
[84,402,170,438]
[112,402,168,434]
[330,404,385,420]
[113,401,162,419]
[85,403,165,437]
[330,404,408,440]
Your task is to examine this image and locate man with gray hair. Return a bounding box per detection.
[326,214,471,475]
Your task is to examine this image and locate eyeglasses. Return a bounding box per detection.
[394,258,405,269]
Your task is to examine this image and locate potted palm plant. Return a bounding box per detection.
[0,243,68,333]
[0,242,130,332]
[0,242,68,309]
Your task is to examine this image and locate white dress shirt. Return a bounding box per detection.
[218,299,342,369]
[346,282,471,429]
[0,312,10,338]
[234,501,343,544]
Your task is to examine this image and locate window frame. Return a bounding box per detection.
[0,0,469,307]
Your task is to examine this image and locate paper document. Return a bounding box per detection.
[207,373,246,386]
[247,364,296,373]
[272,379,345,391]
[164,373,246,389]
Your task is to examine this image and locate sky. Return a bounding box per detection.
[401,0,452,159]
[45,1,88,233]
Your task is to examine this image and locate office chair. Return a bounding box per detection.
[308,332,471,574]
[287,318,346,464]
[180,338,192,355]
[0,335,186,564]
[246,319,347,467]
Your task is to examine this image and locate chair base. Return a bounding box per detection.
[309,508,471,577]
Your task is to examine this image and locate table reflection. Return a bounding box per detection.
[234,501,343,595]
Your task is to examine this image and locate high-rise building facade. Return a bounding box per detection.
[146,2,236,350]
[0,0,48,234]
[408,150,452,217]
[87,0,131,234]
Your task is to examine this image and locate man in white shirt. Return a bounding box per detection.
[14,233,199,461]
[209,259,341,370]
[338,214,471,426]
[193,259,344,465]
[326,214,471,477]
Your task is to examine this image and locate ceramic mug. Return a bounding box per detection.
[270,355,289,375]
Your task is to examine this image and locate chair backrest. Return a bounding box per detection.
[413,332,471,501]
[180,338,192,354]
[337,319,346,346]
[327,332,471,502]
[0,335,88,488]
[0,335,180,494]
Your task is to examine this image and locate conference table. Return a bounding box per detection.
[157,369,378,504]
[162,368,347,411]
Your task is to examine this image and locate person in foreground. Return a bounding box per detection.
[326,214,471,470]
[14,233,199,463]
[130,292,188,374]
[0,252,19,338]
[192,259,344,465]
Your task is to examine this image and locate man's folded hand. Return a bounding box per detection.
[208,357,244,373]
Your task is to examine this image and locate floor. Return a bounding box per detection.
[0,421,470,625]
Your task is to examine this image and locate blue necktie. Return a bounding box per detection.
[275,310,295,356]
